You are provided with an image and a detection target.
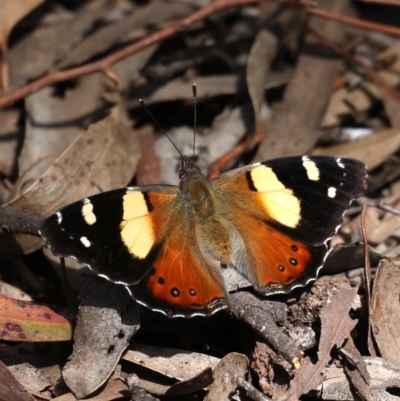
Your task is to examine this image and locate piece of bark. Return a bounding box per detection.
[229,292,302,364]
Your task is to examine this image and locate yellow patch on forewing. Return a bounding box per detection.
[302,156,319,181]
[120,191,154,259]
[250,166,301,228]
[82,201,96,225]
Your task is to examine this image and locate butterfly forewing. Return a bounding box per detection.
[40,186,177,285]
[213,156,367,245]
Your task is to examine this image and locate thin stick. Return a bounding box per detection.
[360,204,376,357]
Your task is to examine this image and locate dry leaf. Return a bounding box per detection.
[0,295,73,342]
[18,73,104,180]
[63,281,140,399]
[204,353,248,401]
[0,0,45,90]
[52,379,128,401]
[123,345,220,382]
[3,102,140,255]
[9,363,53,397]
[246,28,276,132]
[320,357,400,400]
[341,337,373,401]
[284,286,359,400]
[0,359,36,401]
[371,258,400,362]
[313,127,400,170]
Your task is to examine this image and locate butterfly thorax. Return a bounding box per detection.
[180,170,216,219]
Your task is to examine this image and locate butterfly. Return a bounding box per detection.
[39,155,367,318]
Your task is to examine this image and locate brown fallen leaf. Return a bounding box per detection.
[319,357,400,400]
[312,127,400,170]
[123,344,219,382]
[282,286,359,400]
[3,102,140,255]
[246,27,277,132]
[371,258,400,362]
[340,337,373,401]
[204,352,248,401]
[52,378,128,401]
[0,0,45,90]
[0,359,36,401]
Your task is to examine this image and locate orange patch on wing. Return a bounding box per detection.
[231,216,313,290]
[145,236,226,310]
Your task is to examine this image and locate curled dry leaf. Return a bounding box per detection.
[371,258,400,362]
[4,102,140,255]
[204,353,248,401]
[0,0,45,90]
[63,281,141,399]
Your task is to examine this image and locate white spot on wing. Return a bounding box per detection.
[336,158,345,168]
[80,236,91,247]
[302,156,320,181]
[328,187,337,198]
[56,211,62,224]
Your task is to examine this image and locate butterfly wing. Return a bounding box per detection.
[40,186,227,317]
[212,156,367,294]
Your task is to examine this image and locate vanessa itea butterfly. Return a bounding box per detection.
[39,155,367,317]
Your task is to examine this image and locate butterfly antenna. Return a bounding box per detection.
[192,83,197,164]
[139,99,184,159]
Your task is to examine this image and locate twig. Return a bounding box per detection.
[0,207,43,237]
[237,377,272,401]
[360,204,376,357]
[304,5,400,37]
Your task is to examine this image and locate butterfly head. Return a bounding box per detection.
[178,156,203,181]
